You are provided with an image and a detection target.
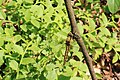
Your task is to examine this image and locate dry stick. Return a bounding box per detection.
[64,0,97,80]
[64,32,73,65]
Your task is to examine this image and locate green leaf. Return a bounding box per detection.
[112,53,118,63]
[7,1,17,6]
[88,18,96,30]
[46,0,52,7]
[5,28,14,36]
[107,0,120,13]
[0,0,3,5]
[114,44,120,51]
[75,52,83,60]
[31,19,40,28]
[87,33,97,42]
[3,75,11,80]
[78,62,88,72]
[43,14,51,22]
[29,33,35,39]
[71,68,78,76]
[0,36,4,47]
[30,5,43,18]
[42,50,48,55]
[83,26,90,33]
[95,49,103,55]
[13,45,23,55]
[20,24,27,32]
[28,43,40,53]
[99,36,108,43]
[17,0,23,4]
[64,66,73,76]
[96,73,102,79]
[36,36,41,44]
[100,28,111,36]
[73,47,83,60]
[13,35,21,43]
[0,27,3,33]
[98,38,105,47]
[105,45,112,52]
[24,10,31,22]
[53,44,62,53]
[5,43,13,52]
[101,13,108,24]
[39,57,48,66]
[46,63,55,71]
[84,38,93,49]
[9,60,18,71]
[21,57,36,65]
[0,11,6,20]
[0,50,4,67]
[70,77,82,80]
[77,23,84,34]
[24,0,33,4]
[55,30,67,40]
[58,75,70,80]
[46,70,57,80]
[94,49,103,60]
[107,38,117,45]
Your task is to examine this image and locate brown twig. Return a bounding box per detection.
[64,0,97,80]
[64,32,73,65]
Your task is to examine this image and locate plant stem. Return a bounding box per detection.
[64,0,97,80]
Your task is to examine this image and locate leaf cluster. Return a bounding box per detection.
[0,0,120,80]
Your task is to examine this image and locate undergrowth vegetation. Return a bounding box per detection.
[0,0,120,80]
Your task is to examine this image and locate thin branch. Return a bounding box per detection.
[64,32,73,65]
[64,0,97,80]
